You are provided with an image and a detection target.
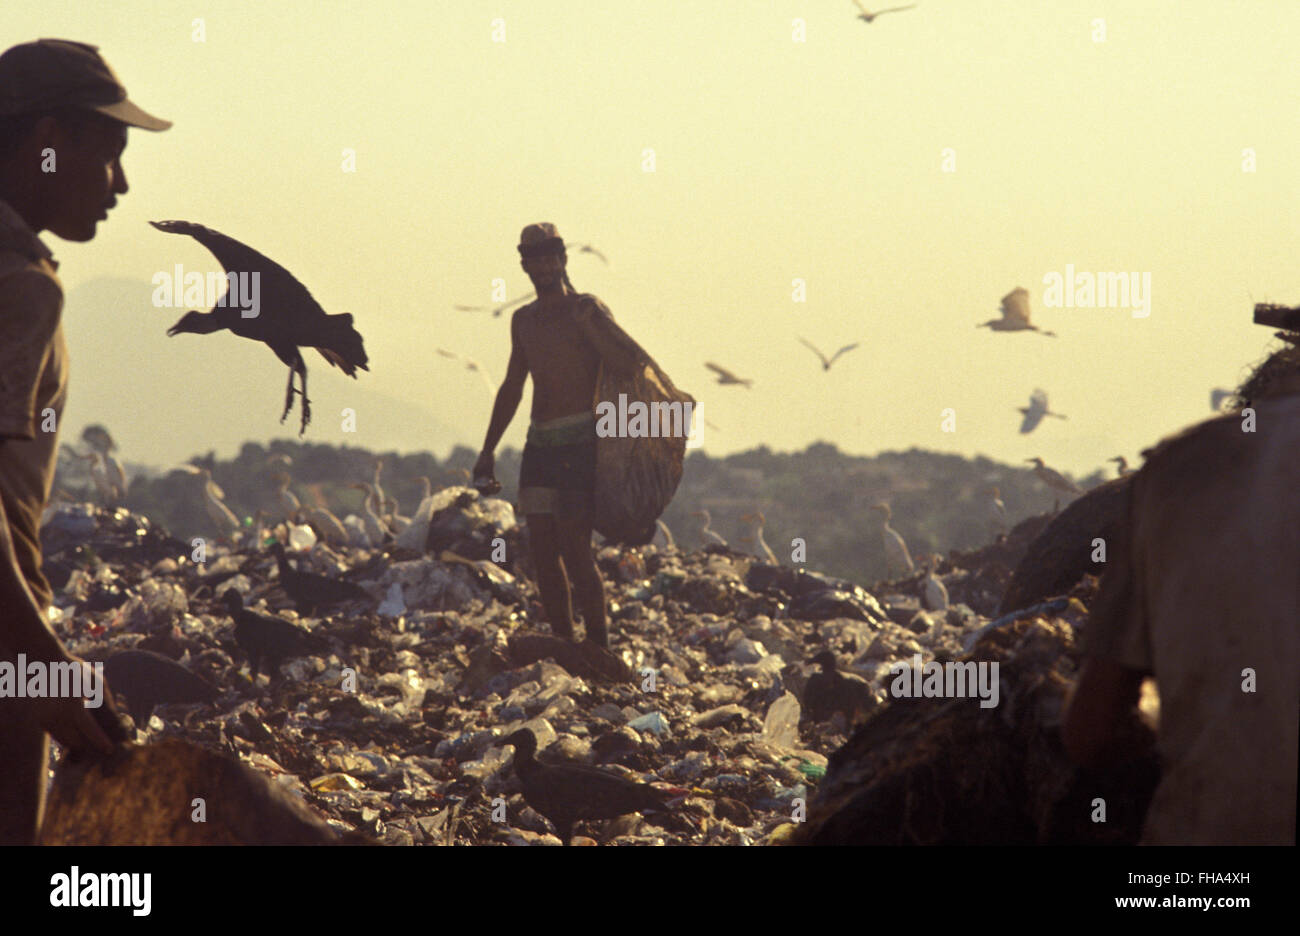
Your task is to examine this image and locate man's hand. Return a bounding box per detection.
[4,654,127,756]
[472,451,501,494]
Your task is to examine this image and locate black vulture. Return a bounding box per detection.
[151,219,368,434]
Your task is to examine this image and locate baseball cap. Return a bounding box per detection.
[0,39,171,130]
[518,222,565,258]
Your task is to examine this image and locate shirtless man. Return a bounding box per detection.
[474,224,638,648]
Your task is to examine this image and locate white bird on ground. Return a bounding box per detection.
[851,1,917,23]
[179,465,241,541]
[922,554,949,611]
[395,477,436,551]
[705,362,753,388]
[691,509,728,548]
[350,482,391,547]
[65,448,120,505]
[1026,457,1083,511]
[979,287,1056,336]
[1017,388,1068,434]
[870,503,914,578]
[985,486,1008,538]
[797,337,860,371]
[371,459,386,517]
[654,518,676,551]
[1109,456,1132,477]
[740,511,778,564]
[302,503,350,548]
[82,427,128,501]
[250,509,268,548]
[271,471,301,521]
[384,496,411,534]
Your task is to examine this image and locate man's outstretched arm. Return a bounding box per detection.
[474,313,529,479]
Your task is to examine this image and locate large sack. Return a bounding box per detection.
[585,298,695,544]
[40,739,368,845]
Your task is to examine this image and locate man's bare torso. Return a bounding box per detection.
[513,294,601,420]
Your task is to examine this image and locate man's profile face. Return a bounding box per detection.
[40,112,129,242]
[522,250,566,291]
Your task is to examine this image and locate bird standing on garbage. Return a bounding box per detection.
[268,542,369,614]
[803,651,875,724]
[922,554,949,611]
[692,509,728,548]
[496,727,672,845]
[870,502,914,578]
[1026,457,1082,511]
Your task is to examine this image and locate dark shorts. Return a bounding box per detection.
[518,413,597,514]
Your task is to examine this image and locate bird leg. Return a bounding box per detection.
[281,366,296,424]
[297,363,311,436]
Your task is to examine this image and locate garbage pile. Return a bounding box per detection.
[37,488,1146,846]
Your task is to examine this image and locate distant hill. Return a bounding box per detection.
[56,440,1106,587]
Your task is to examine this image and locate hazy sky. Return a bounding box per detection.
[12,1,1299,478]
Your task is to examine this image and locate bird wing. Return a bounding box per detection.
[876,3,917,14]
[999,288,1032,324]
[436,348,458,359]
[705,362,738,381]
[572,244,609,264]
[493,292,536,317]
[1019,408,1043,434]
[797,336,829,367]
[150,220,297,283]
[851,0,871,14]
[152,220,369,372]
[1030,388,1049,409]
[829,342,860,365]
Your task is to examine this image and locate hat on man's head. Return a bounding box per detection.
[518,222,566,259]
[0,39,171,130]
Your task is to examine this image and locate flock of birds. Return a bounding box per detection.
[157,454,443,554]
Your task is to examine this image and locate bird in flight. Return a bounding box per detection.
[455,241,607,315]
[705,362,753,388]
[435,348,496,399]
[1017,388,1067,434]
[978,287,1057,336]
[798,337,860,371]
[150,220,368,435]
[851,1,917,23]
[567,242,609,265]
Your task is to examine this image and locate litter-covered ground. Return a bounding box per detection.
[38,489,1146,845]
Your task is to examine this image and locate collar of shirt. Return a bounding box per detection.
[0,198,57,271]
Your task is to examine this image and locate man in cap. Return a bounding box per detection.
[474,224,639,649]
[0,39,170,843]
